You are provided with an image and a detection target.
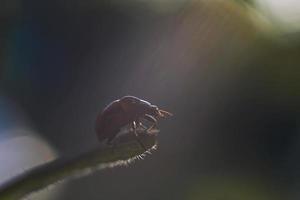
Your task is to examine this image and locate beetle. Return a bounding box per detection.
[95,96,172,150]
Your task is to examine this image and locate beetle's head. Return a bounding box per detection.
[146,104,160,117]
[146,104,173,118]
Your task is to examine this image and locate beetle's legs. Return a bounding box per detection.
[139,122,147,130]
[132,121,147,151]
[136,118,147,131]
[144,114,158,132]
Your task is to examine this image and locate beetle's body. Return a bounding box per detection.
[95,99,136,142]
[95,96,172,146]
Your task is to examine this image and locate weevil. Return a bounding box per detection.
[95,96,172,150]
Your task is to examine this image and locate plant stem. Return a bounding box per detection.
[0,133,157,200]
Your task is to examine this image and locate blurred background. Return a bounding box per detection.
[1,0,300,199]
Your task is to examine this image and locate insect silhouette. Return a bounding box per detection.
[95,96,172,150]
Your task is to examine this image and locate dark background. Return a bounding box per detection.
[1,0,300,199]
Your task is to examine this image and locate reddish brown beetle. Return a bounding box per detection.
[95,96,172,149]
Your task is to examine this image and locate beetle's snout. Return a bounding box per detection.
[159,109,173,118]
[147,105,173,118]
